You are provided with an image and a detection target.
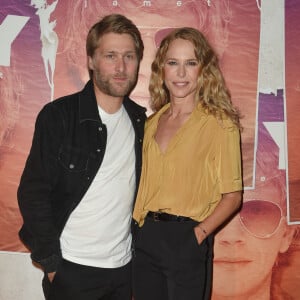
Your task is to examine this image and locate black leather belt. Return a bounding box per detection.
[146,211,192,222]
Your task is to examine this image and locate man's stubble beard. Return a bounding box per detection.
[94,69,137,97]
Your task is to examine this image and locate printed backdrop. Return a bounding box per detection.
[0,0,299,299]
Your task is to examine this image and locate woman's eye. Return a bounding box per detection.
[187,60,198,66]
[167,60,177,66]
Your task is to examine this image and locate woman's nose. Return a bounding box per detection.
[177,64,186,77]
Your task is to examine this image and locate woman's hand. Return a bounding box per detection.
[194,225,207,244]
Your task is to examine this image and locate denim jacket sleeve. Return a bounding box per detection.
[18,103,64,272]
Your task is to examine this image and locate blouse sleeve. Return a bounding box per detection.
[216,124,243,193]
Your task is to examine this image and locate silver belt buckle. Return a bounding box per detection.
[153,212,160,222]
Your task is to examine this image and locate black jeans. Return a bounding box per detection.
[132,217,213,300]
[43,259,132,300]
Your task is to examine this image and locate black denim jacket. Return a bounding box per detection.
[17,80,146,272]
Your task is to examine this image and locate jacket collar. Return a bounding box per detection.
[78,80,101,123]
[78,80,146,123]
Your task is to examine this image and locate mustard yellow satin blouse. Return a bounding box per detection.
[133,103,242,226]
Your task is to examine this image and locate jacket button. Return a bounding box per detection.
[98,127,102,131]
[139,139,142,143]
[136,118,141,122]
[96,149,101,152]
[69,164,75,169]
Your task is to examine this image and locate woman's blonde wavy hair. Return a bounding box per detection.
[149,27,241,128]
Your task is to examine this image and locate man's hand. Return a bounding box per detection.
[47,271,56,282]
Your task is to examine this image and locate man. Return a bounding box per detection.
[17,14,146,300]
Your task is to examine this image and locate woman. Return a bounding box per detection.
[132,27,243,300]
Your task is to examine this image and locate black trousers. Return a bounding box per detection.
[42,259,132,300]
[132,217,213,300]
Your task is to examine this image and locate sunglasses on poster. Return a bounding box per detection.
[238,200,284,239]
[137,26,176,48]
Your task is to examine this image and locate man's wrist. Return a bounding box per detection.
[35,254,61,273]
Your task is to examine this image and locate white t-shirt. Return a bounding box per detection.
[60,104,136,268]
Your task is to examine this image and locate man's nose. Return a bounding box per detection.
[115,56,125,72]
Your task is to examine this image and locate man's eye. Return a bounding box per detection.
[126,52,138,60]
[106,54,115,59]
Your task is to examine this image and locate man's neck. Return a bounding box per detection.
[94,87,124,114]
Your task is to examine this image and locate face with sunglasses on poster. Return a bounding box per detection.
[213,186,296,299]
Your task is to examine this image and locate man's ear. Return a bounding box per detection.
[279,224,296,253]
[88,56,94,71]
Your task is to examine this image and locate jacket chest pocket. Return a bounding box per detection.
[58,145,89,172]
